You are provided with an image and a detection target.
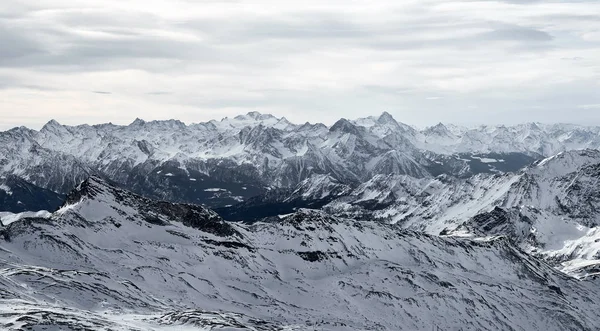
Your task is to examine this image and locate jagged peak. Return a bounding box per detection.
[424,122,453,136]
[297,122,327,131]
[247,111,264,119]
[129,118,146,126]
[275,116,293,126]
[45,119,60,126]
[274,208,341,227]
[377,111,398,125]
[525,122,542,131]
[63,175,111,205]
[147,119,187,130]
[40,119,64,132]
[330,118,360,135]
[127,117,186,129]
[234,111,277,121]
[5,126,35,136]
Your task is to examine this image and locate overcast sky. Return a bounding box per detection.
[1,0,599,130]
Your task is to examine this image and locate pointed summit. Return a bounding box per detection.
[129,118,146,126]
[377,111,397,125]
[330,118,361,135]
[424,122,455,139]
[526,122,541,131]
[63,175,112,205]
[40,119,62,131]
[45,119,60,126]
[40,119,70,135]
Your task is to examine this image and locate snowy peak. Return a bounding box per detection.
[234,111,274,121]
[424,122,454,137]
[288,174,352,201]
[41,119,61,129]
[127,118,186,131]
[128,117,146,127]
[377,111,398,126]
[59,176,234,237]
[62,175,114,205]
[329,118,361,135]
[40,119,69,135]
[530,149,600,177]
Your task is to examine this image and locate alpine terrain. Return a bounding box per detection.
[3,113,600,330]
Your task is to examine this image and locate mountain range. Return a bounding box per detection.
[3,111,600,211]
[4,112,600,329]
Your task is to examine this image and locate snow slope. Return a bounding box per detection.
[316,149,600,278]
[3,177,600,330]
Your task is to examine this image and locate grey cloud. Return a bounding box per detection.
[0,73,57,91]
[183,13,372,44]
[0,74,17,89]
[0,24,46,60]
[0,28,222,70]
[480,27,553,42]
[0,11,289,72]
[1,0,600,129]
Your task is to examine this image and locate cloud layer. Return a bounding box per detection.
[1,0,599,129]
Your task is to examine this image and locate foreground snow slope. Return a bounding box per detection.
[314,149,600,277]
[2,177,600,330]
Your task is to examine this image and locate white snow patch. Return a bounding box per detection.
[204,188,226,192]
[0,184,12,196]
[0,210,51,226]
[472,156,504,163]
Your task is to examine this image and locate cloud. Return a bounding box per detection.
[478,26,553,42]
[0,24,46,61]
[1,0,600,130]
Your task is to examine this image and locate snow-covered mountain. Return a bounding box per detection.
[3,176,600,330]
[216,148,600,279]
[11,111,600,210]
[244,149,600,279]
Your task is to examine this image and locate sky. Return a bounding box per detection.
[1,0,600,130]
